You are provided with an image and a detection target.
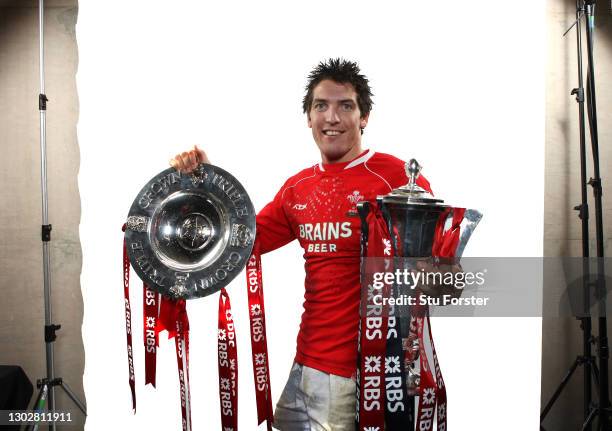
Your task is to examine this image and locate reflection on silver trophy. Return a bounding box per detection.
[124,164,256,299]
[377,159,482,261]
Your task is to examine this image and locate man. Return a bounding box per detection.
[171,58,432,430]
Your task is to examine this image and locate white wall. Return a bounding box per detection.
[77,1,545,430]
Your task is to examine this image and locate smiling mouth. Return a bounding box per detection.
[323,130,343,136]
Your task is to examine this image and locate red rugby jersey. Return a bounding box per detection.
[256,150,431,377]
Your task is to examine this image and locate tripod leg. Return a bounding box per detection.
[541,358,580,421]
[591,360,599,390]
[581,407,597,431]
[24,382,48,431]
[58,381,87,415]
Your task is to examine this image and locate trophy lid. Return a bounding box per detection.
[381,159,445,205]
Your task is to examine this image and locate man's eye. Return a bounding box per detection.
[342,103,353,111]
[314,103,326,111]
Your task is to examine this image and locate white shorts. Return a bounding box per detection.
[273,362,356,431]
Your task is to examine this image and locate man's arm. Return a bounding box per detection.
[256,186,296,254]
[415,258,463,299]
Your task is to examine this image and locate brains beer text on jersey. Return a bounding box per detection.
[298,221,352,241]
[298,221,352,252]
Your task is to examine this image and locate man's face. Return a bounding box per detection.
[308,79,369,163]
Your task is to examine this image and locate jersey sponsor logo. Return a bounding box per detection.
[307,243,336,252]
[298,222,352,241]
[292,203,307,210]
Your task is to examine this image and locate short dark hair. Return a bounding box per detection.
[302,58,373,118]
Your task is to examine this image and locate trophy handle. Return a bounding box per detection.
[186,163,210,186]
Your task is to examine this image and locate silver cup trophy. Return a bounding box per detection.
[358,159,482,409]
[124,164,256,299]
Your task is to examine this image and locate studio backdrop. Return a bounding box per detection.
[77,1,545,430]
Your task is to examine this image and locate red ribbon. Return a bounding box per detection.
[245,243,274,431]
[123,226,192,429]
[123,226,274,431]
[414,207,466,430]
[433,207,465,258]
[410,309,447,431]
[157,295,192,430]
[218,288,238,431]
[429,317,447,431]
[122,226,137,412]
[161,298,192,431]
[143,285,160,387]
[357,208,390,431]
[415,316,438,431]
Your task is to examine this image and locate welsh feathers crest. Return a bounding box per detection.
[347,190,364,204]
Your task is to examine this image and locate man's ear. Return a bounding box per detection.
[360,113,370,129]
[307,114,312,128]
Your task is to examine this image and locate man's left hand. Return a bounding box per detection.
[414,258,463,299]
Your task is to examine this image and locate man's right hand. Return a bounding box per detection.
[169,145,209,173]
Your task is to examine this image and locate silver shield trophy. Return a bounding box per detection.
[124,164,256,299]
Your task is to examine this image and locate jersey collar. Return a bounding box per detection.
[318,149,375,173]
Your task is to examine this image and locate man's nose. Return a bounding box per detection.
[325,107,340,123]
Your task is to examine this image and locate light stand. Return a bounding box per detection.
[25,1,87,429]
[582,1,610,428]
[540,1,610,430]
